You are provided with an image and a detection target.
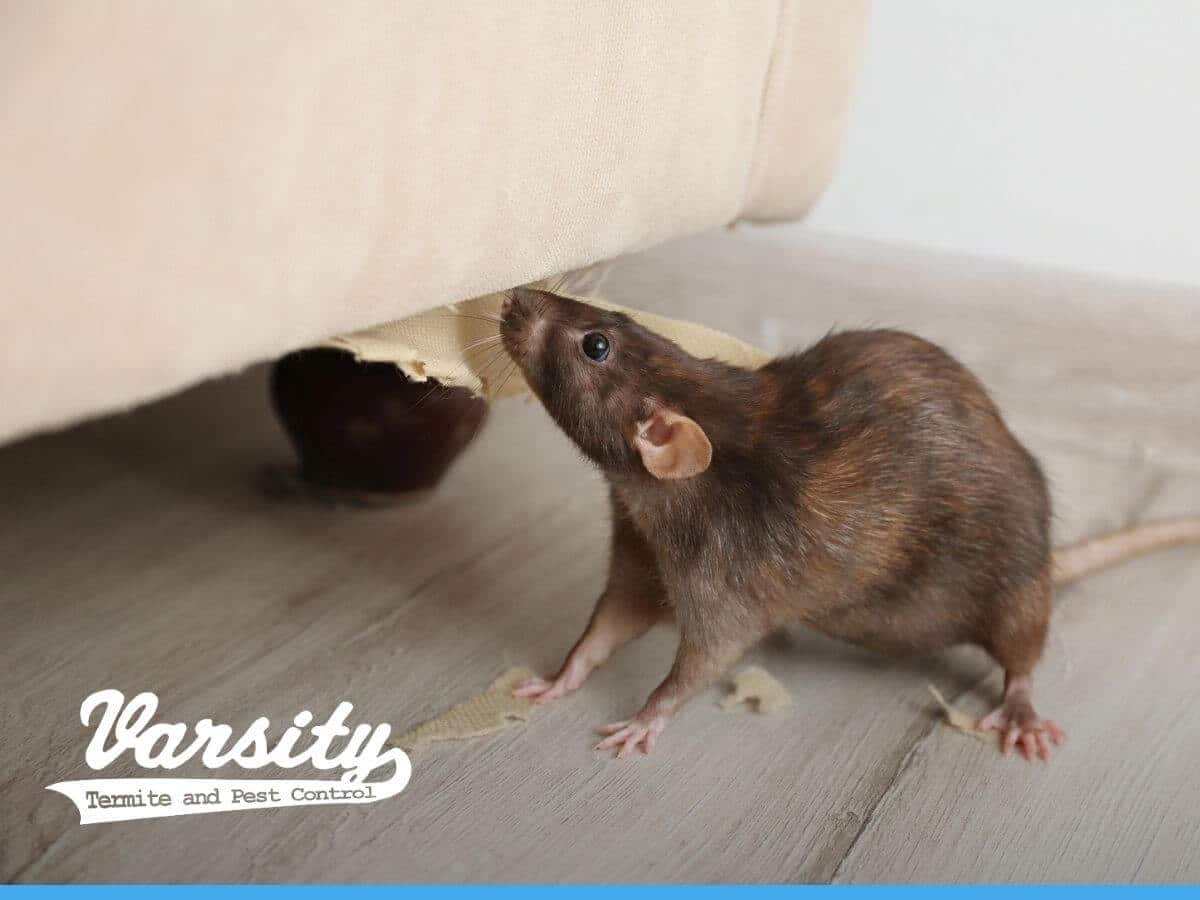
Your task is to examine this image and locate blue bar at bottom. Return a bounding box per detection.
[2,887,1199,897]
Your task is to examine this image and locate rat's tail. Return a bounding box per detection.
[1052,517,1200,587]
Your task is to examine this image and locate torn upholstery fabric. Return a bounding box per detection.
[325,282,772,401]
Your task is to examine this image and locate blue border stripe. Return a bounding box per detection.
[3,888,1200,896]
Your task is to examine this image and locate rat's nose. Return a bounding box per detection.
[502,286,539,319]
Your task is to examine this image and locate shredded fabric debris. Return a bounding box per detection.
[393,667,540,753]
[325,280,770,403]
[720,666,793,714]
[927,684,989,741]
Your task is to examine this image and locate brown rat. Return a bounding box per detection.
[500,287,1200,762]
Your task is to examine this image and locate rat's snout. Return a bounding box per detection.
[500,287,550,357]
[502,286,539,319]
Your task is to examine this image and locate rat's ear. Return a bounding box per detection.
[634,409,712,480]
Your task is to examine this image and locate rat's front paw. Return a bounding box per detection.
[512,676,566,703]
[512,667,586,705]
[594,715,668,758]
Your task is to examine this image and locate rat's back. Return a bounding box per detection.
[761,329,1052,655]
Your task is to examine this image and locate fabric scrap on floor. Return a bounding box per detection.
[927,684,989,741]
[394,666,539,753]
[720,666,792,714]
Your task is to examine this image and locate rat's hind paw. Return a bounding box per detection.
[594,716,668,758]
[979,706,1066,762]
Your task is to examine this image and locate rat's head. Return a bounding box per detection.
[500,287,712,481]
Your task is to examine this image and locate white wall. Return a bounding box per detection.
[797,1,1200,288]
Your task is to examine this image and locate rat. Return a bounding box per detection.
[499,287,1200,762]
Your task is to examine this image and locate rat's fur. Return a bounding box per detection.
[502,287,1196,760]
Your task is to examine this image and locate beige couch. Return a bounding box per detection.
[0,1,868,444]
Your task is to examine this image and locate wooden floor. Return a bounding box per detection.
[3,230,1199,883]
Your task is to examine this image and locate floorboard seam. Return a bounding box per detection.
[8,828,72,884]
[825,714,934,884]
[824,665,1001,884]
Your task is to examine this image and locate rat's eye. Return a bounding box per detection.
[581,332,610,362]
